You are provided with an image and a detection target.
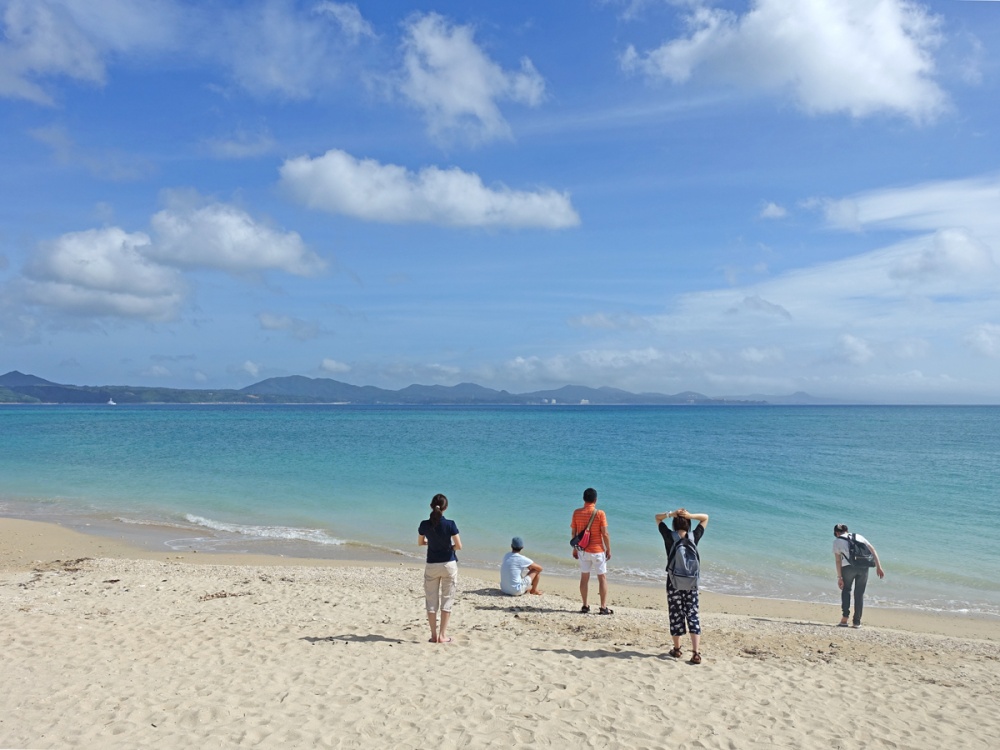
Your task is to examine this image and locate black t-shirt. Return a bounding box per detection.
[418,517,459,563]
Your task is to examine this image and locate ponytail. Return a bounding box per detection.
[429,493,448,528]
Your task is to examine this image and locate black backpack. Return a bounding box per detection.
[847,533,876,568]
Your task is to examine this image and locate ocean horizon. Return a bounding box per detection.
[2,403,998,618]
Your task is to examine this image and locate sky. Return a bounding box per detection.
[1,0,1000,403]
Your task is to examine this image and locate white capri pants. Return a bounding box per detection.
[424,561,459,613]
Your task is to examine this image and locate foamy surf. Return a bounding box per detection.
[184,514,346,546]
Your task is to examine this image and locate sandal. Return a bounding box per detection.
[668,646,683,659]
[598,607,614,615]
[690,652,702,665]
[580,605,590,614]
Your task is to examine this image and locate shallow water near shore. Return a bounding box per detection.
[2,403,998,616]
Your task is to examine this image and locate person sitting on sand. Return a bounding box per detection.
[418,493,461,644]
[499,536,543,596]
[656,507,709,664]
[833,523,885,629]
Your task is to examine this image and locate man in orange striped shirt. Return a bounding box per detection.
[571,487,612,614]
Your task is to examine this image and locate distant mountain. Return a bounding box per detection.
[243,376,518,404]
[241,376,763,405]
[0,370,58,388]
[241,375,381,402]
[393,382,519,404]
[0,370,250,404]
[4,370,838,406]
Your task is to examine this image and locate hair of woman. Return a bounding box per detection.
[672,515,691,532]
[834,523,848,535]
[429,493,448,527]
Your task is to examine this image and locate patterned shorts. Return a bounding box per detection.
[666,580,701,636]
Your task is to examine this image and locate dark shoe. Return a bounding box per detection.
[690,652,702,665]
[598,607,614,615]
[580,605,590,614]
[668,646,683,659]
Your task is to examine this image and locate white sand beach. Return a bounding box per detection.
[2,518,998,749]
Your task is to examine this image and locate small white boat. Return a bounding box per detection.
[107,397,116,405]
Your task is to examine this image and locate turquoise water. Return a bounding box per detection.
[2,404,998,616]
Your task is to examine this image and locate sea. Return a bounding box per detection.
[2,404,998,617]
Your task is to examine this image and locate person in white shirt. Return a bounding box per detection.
[833,523,885,628]
[500,537,543,596]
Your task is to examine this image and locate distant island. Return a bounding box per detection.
[0,370,842,406]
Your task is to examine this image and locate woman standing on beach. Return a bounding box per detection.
[656,508,709,664]
[418,493,462,643]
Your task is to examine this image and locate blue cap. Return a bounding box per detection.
[511,536,524,549]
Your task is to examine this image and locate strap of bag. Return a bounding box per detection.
[584,508,598,532]
[666,530,681,570]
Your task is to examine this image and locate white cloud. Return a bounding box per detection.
[20,227,185,320]
[315,2,374,42]
[964,324,1000,358]
[320,358,351,374]
[0,1,374,106]
[818,175,1000,235]
[280,149,580,229]
[149,193,324,276]
[623,0,946,121]
[890,229,995,281]
[216,0,368,100]
[499,348,722,390]
[11,194,323,325]
[641,233,997,345]
[560,171,1000,400]
[836,334,875,365]
[0,0,177,104]
[398,12,545,143]
[242,360,261,378]
[811,176,1000,298]
[759,202,787,219]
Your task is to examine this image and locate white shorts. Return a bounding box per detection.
[501,575,531,596]
[578,551,607,575]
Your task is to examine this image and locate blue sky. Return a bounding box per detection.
[1,0,999,403]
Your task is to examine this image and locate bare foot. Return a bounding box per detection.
[438,636,454,643]
[428,636,438,643]
[529,589,543,595]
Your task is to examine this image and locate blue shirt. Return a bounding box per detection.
[418,517,459,563]
[500,551,533,594]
